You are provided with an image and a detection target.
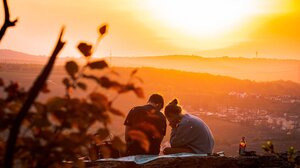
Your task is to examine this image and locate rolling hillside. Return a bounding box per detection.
[1,54,300,156]
[1,49,300,82]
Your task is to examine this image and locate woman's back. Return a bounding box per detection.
[170,113,214,154]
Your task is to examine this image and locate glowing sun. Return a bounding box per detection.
[144,0,266,38]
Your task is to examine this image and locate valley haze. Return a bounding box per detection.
[1,49,300,83]
[1,49,300,156]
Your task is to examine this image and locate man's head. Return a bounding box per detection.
[148,93,164,111]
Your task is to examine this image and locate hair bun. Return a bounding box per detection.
[169,99,178,106]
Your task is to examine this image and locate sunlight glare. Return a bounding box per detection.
[144,0,270,39]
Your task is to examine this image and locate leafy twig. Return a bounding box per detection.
[0,0,18,42]
[4,27,66,168]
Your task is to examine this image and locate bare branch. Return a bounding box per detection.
[0,0,18,42]
[4,27,66,168]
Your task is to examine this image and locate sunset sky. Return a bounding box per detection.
[0,0,299,59]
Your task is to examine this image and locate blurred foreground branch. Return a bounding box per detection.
[0,0,18,42]
[3,27,66,168]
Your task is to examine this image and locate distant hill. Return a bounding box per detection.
[1,63,300,155]
[0,49,67,65]
[109,55,300,83]
[1,49,300,82]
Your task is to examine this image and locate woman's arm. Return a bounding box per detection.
[170,121,196,148]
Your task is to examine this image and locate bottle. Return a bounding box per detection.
[239,136,246,155]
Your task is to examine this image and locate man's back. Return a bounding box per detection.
[124,104,166,155]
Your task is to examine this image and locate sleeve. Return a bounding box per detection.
[170,121,197,148]
[124,108,135,126]
[162,117,167,136]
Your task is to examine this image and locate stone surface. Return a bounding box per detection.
[86,155,299,168]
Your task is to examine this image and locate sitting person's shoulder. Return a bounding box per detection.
[130,104,154,113]
[181,114,202,125]
[185,113,201,121]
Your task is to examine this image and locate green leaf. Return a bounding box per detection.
[34,102,46,113]
[288,146,295,155]
[77,42,93,57]
[135,76,144,83]
[130,68,138,77]
[133,87,144,98]
[99,24,108,36]
[267,141,272,146]
[47,113,62,126]
[109,107,125,117]
[46,97,66,112]
[119,84,134,93]
[88,60,108,70]
[0,78,4,87]
[111,136,126,152]
[262,144,269,152]
[62,77,70,87]
[41,82,50,93]
[0,98,5,108]
[7,102,22,113]
[90,92,109,108]
[99,77,111,88]
[65,61,79,78]
[110,70,120,76]
[31,113,51,128]
[98,77,123,91]
[77,82,87,90]
[96,128,110,140]
[82,74,102,87]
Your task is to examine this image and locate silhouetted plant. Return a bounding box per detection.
[0,2,144,165]
[2,28,66,168]
[0,0,18,42]
[0,25,144,167]
[262,141,275,154]
[262,141,297,167]
[287,146,296,166]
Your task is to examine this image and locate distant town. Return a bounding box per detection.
[189,91,300,135]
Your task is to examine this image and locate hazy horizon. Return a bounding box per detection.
[1,49,300,83]
[1,0,300,59]
[2,48,300,61]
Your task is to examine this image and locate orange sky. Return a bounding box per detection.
[0,0,299,59]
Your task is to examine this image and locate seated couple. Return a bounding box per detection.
[124,93,214,156]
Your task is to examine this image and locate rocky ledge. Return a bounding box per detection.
[86,154,300,168]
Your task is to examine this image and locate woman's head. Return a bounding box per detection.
[164,99,182,128]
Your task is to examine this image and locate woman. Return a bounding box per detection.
[163,99,214,154]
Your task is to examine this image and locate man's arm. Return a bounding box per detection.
[124,108,135,142]
[158,116,167,143]
[125,125,131,142]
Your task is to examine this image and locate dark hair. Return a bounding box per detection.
[148,93,164,109]
[164,99,182,117]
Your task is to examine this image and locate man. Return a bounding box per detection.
[124,93,166,156]
[163,99,214,155]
